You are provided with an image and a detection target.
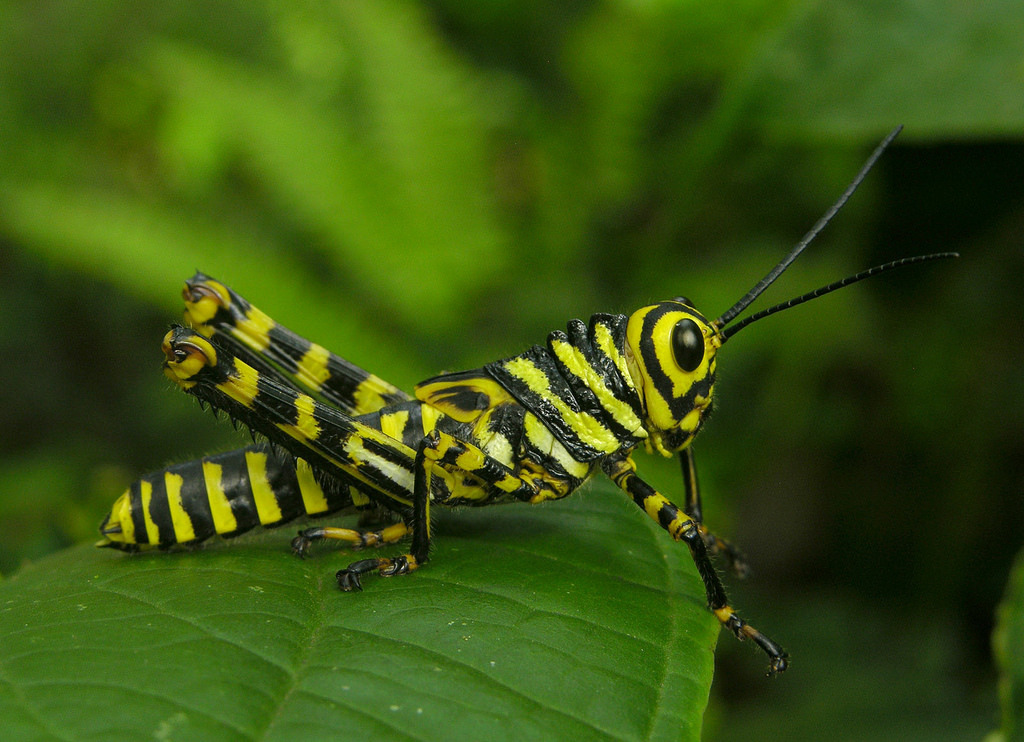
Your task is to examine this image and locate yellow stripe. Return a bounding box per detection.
[139,479,160,545]
[296,457,330,515]
[165,471,196,543]
[352,375,402,414]
[594,321,634,388]
[643,493,665,522]
[245,450,284,524]
[522,413,591,478]
[550,338,645,434]
[294,394,320,440]
[343,436,415,503]
[678,408,701,436]
[379,410,410,441]
[219,359,260,408]
[113,491,135,544]
[277,393,321,443]
[202,460,238,535]
[298,343,332,390]
[419,402,441,436]
[505,357,620,453]
[477,424,515,466]
[236,307,274,352]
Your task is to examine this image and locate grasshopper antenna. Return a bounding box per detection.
[714,126,904,330]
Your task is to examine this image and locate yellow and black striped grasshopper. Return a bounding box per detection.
[98,128,955,675]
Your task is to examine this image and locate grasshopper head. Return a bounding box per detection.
[625,299,721,456]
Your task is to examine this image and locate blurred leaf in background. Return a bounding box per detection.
[992,551,1024,742]
[1,0,1022,739]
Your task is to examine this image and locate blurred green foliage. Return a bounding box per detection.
[993,551,1024,741]
[1,0,1022,738]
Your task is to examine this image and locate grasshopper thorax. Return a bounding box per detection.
[625,299,721,456]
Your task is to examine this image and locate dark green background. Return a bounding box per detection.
[1,1,1022,738]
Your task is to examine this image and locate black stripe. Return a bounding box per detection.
[312,405,358,450]
[325,354,370,406]
[552,322,603,415]
[146,473,176,545]
[657,502,679,531]
[222,283,252,325]
[637,303,677,408]
[263,452,304,524]
[129,479,150,545]
[206,280,249,330]
[219,449,260,536]
[205,332,282,387]
[316,464,353,513]
[361,432,416,470]
[400,402,428,446]
[588,314,645,420]
[267,323,305,375]
[178,459,213,543]
[255,371,301,426]
[485,401,526,443]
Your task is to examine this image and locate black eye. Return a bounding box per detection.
[672,296,694,308]
[671,318,704,372]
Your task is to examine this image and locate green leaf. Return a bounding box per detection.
[0,484,717,742]
[992,548,1024,742]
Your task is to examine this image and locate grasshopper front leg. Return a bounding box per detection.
[603,453,788,675]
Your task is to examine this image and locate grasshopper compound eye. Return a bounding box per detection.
[671,318,704,372]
